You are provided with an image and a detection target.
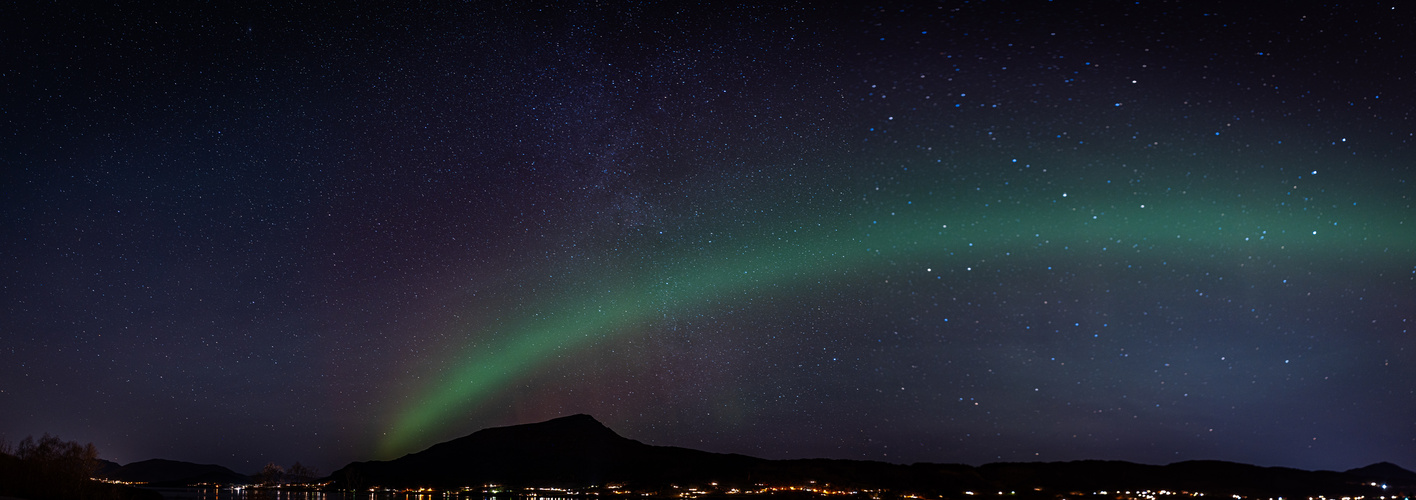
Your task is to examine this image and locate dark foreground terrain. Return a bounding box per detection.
[15,416,1407,500]
[329,415,1416,499]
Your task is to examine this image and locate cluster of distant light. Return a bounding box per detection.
[349,482,903,499]
[307,483,1403,500]
[380,180,1412,455]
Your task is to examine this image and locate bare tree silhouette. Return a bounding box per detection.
[257,462,285,486]
[0,433,156,500]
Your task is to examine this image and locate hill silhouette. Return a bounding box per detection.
[1346,461,1416,485]
[101,458,250,486]
[333,414,764,487]
[330,414,1416,497]
[95,459,123,477]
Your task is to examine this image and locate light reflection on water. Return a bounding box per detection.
[146,489,578,500]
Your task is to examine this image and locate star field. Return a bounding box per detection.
[1,2,1413,475]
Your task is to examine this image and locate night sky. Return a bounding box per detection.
[3,2,1413,476]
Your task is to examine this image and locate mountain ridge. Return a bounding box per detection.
[100,458,250,486]
[329,415,1416,496]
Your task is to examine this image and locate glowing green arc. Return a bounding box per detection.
[379,198,1410,456]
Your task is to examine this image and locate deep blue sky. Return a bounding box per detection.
[2,2,1412,475]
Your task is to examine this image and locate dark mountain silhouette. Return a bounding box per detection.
[329,414,1415,497]
[102,458,250,486]
[96,458,124,476]
[1347,461,1416,485]
[333,414,765,488]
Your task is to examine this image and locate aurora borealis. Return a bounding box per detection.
[3,2,1413,475]
[383,168,1413,457]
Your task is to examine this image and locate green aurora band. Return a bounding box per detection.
[378,184,1412,456]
